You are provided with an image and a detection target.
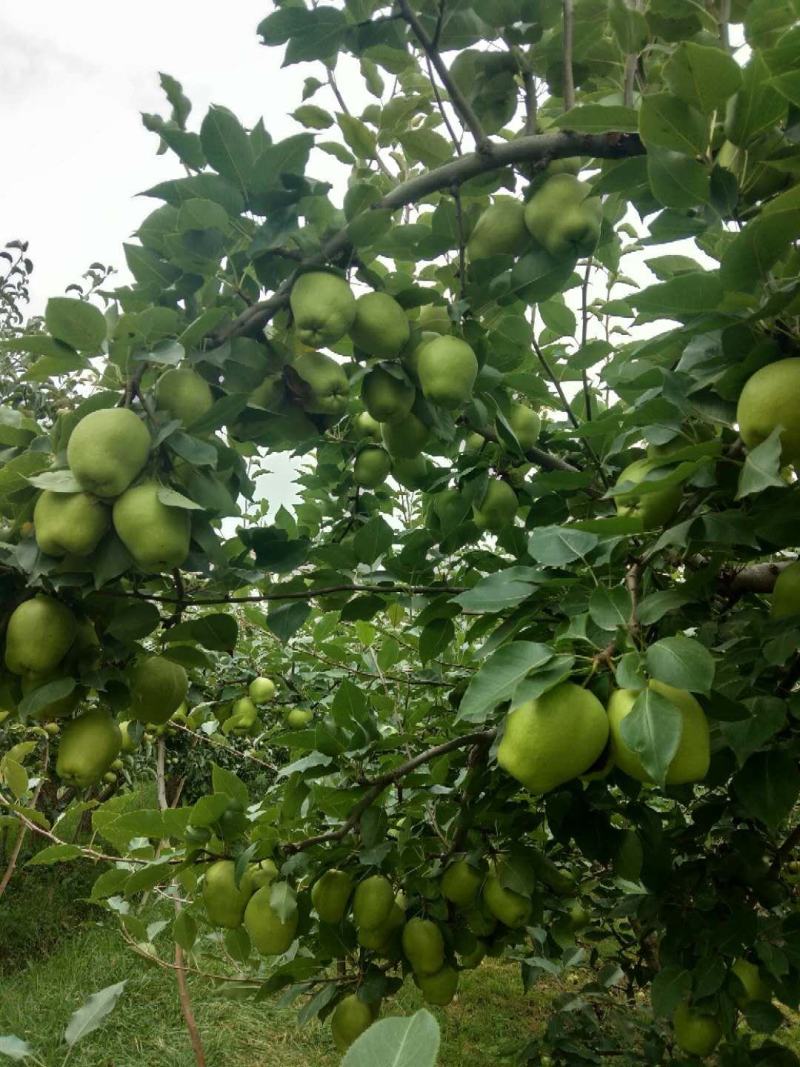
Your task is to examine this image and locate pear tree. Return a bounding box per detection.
[2,2,800,1065]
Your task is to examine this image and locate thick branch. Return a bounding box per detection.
[215,130,644,343]
[282,729,496,854]
[722,560,794,595]
[99,581,464,608]
[464,417,581,475]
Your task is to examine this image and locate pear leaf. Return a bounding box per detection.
[63,980,127,1047]
[0,1035,34,1061]
[619,689,682,785]
[342,1009,440,1067]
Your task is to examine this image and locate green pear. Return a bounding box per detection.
[349,291,410,359]
[351,411,382,441]
[402,917,445,976]
[289,271,356,347]
[312,869,353,923]
[497,681,609,794]
[353,446,392,488]
[127,655,188,725]
[118,720,139,754]
[5,596,77,677]
[222,696,258,735]
[330,995,375,1053]
[416,305,451,335]
[731,958,771,1007]
[250,858,279,889]
[482,868,532,928]
[33,491,110,558]
[202,859,255,929]
[472,478,518,533]
[381,412,430,459]
[523,174,603,260]
[249,676,275,704]
[155,367,213,426]
[67,408,151,498]
[248,372,285,410]
[63,618,101,674]
[737,358,800,465]
[530,853,576,896]
[401,332,437,383]
[285,707,313,728]
[243,885,298,955]
[467,199,529,260]
[546,157,582,176]
[392,455,431,490]
[672,1002,721,1058]
[441,858,483,908]
[772,562,800,618]
[508,403,541,450]
[608,679,710,785]
[353,874,394,929]
[290,351,350,416]
[361,366,415,422]
[357,901,404,953]
[613,458,682,528]
[417,336,478,410]
[55,709,122,787]
[417,964,459,1006]
[112,481,191,571]
[459,937,487,970]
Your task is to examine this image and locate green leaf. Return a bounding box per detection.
[267,601,311,642]
[156,486,204,510]
[553,104,638,133]
[342,1009,440,1067]
[769,71,800,108]
[44,297,106,352]
[538,299,576,339]
[172,910,197,952]
[647,147,710,209]
[663,42,742,114]
[650,965,692,1016]
[0,758,28,799]
[721,185,800,292]
[292,105,333,130]
[736,427,786,499]
[588,586,632,631]
[164,613,238,651]
[528,525,598,566]
[258,6,347,65]
[270,880,297,923]
[619,688,683,785]
[453,567,540,613]
[733,750,800,829]
[725,54,787,147]
[159,72,191,128]
[637,589,694,625]
[338,114,377,160]
[123,244,180,289]
[608,0,649,53]
[645,636,715,694]
[400,128,454,167]
[64,981,127,1047]
[18,678,75,719]
[200,105,253,189]
[26,469,82,493]
[457,641,555,723]
[638,93,708,155]
[212,763,249,807]
[251,134,315,191]
[354,516,394,565]
[0,1035,34,1061]
[629,271,722,317]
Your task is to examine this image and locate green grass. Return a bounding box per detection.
[0,919,552,1067]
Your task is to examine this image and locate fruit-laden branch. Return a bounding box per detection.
[216,129,644,344]
[99,581,465,607]
[397,0,487,148]
[282,729,496,854]
[462,418,581,475]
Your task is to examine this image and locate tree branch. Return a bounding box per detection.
[463,417,581,474]
[562,0,576,111]
[721,560,795,595]
[98,581,465,608]
[625,560,641,642]
[580,257,593,422]
[214,130,644,344]
[282,729,496,854]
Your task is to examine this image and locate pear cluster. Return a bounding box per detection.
[217,675,276,736]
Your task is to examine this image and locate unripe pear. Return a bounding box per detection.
[250,858,279,889]
[771,562,800,619]
[613,459,682,529]
[67,408,151,499]
[381,412,430,459]
[202,859,255,929]
[737,358,800,465]
[155,367,214,426]
[497,682,609,794]
[361,366,415,422]
[243,885,298,955]
[524,174,602,260]
[112,481,191,571]
[356,902,404,953]
[416,305,451,335]
[416,964,459,1006]
[248,372,285,410]
[351,411,382,441]
[459,936,487,969]
[467,199,529,260]
[127,655,188,725]
[290,351,350,416]
[5,596,77,677]
[330,995,375,1052]
[401,332,436,383]
[350,291,410,359]
[607,679,710,785]
[402,917,445,976]
[417,336,478,410]
[249,676,275,704]
[33,491,110,558]
[289,272,356,348]
[731,958,771,1007]
[353,874,394,929]
[222,696,258,735]
[482,868,532,928]
[441,858,483,908]
[392,455,431,489]
[353,446,392,488]
[55,709,122,788]
[285,707,313,728]
[472,478,518,533]
[508,403,541,450]
[672,1002,721,1058]
[312,869,353,923]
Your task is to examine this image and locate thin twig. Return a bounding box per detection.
[718,0,731,52]
[452,184,466,303]
[426,56,461,155]
[97,581,464,608]
[562,0,576,111]
[625,561,641,642]
[580,257,593,422]
[328,68,393,180]
[0,743,49,897]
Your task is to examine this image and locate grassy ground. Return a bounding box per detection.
[0,918,550,1067]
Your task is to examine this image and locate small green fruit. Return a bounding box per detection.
[361,366,415,423]
[202,860,254,929]
[5,596,77,678]
[508,403,541,450]
[523,174,602,260]
[290,272,356,348]
[732,958,771,1007]
[613,458,682,529]
[352,411,382,441]
[55,709,122,788]
[353,446,392,488]
[312,869,353,923]
[155,367,214,426]
[417,964,459,1006]
[330,995,375,1053]
[33,491,110,558]
[249,676,275,704]
[127,655,188,726]
[482,868,532,929]
[417,336,478,410]
[672,1002,721,1058]
[243,885,298,955]
[250,858,279,889]
[353,874,394,930]
[222,696,258,735]
[472,479,518,533]
[350,291,410,359]
[67,408,151,499]
[290,351,350,416]
[737,359,800,465]
[285,707,313,728]
[416,305,451,335]
[441,858,483,908]
[112,481,191,571]
[402,917,445,976]
[381,412,430,458]
[467,199,529,260]
[392,455,431,489]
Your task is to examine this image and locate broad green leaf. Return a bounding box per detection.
[646,636,715,693]
[342,1009,440,1067]
[212,763,249,807]
[172,910,197,952]
[736,427,786,499]
[453,567,540,613]
[629,271,722,317]
[725,54,787,147]
[44,297,106,352]
[26,469,82,493]
[270,880,297,923]
[647,147,710,209]
[733,750,800,829]
[721,185,800,292]
[639,93,708,155]
[292,105,333,130]
[637,589,694,625]
[663,42,742,114]
[64,981,127,1047]
[400,128,455,167]
[0,758,28,799]
[338,114,377,160]
[354,516,394,565]
[588,586,632,631]
[200,105,253,189]
[156,486,204,510]
[608,0,649,53]
[267,600,311,642]
[258,6,347,65]
[553,104,638,133]
[164,613,238,651]
[528,525,598,566]
[457,641,555,722]
[619,688,683,785]
[650,965,692,1016]
[18,678,75,718]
